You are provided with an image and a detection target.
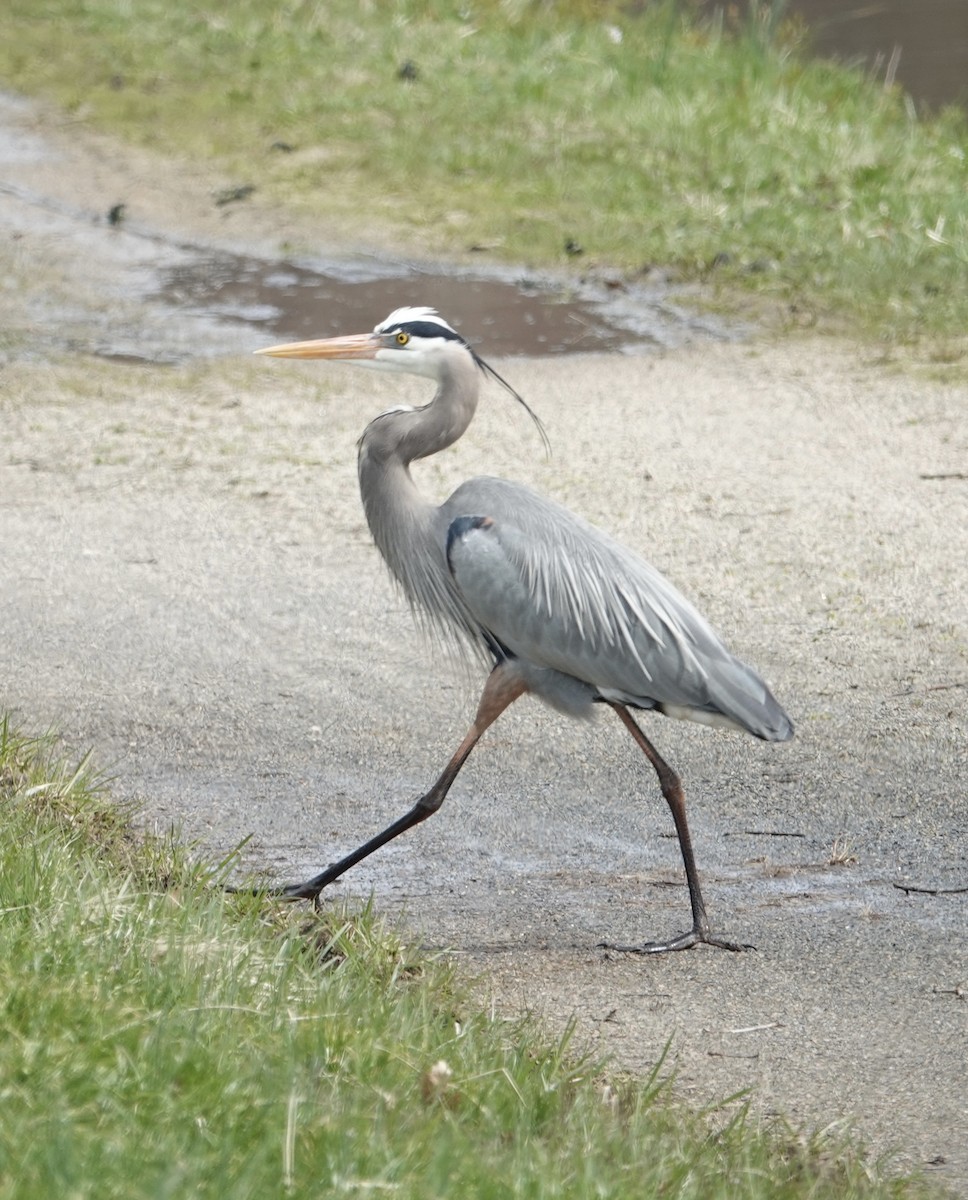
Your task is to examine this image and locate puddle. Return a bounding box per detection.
[697,1,967,110]
[788,0,968,110]
[154,252,728,359]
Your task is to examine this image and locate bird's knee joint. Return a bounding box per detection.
[413,792,445,820]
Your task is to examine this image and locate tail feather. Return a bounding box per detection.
[705,653,794,741]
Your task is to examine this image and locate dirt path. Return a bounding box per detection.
[2,92,967,1190]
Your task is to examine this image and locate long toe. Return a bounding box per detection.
[600,928,753,954]
[703,933,756,952]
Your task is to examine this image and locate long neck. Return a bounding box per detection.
[356,351,484,649]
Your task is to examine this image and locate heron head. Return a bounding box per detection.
[254,306,470,380]
[256,305,550,450]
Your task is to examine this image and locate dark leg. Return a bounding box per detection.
[601,703,751,953]
[256,663,527,905]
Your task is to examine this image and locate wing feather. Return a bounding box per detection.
[442,476,792,741]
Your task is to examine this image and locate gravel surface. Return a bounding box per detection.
[2,92,966,1190]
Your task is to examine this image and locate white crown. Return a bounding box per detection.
[374,307,461,339]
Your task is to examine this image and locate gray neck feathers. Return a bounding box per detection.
[356,354,487,658]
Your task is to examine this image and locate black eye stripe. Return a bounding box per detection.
[391,321,467,344]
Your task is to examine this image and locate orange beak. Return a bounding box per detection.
[254,332,381,360]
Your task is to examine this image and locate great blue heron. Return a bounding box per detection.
[255,306,793,953]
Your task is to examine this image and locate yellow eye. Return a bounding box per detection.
[396,331,409,345]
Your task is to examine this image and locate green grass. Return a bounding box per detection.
[0,713,937,1198]
[1,1,967,346]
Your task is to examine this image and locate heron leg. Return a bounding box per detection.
[265,662,527,905]
[601,703,752,954]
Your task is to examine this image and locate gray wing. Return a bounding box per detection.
[442,477,793,742]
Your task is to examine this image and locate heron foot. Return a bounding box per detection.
[225,869,335,906]
[277,881,326,904]
[599,928,754,954]
[274,867,343,905]
[224,883,312,903]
